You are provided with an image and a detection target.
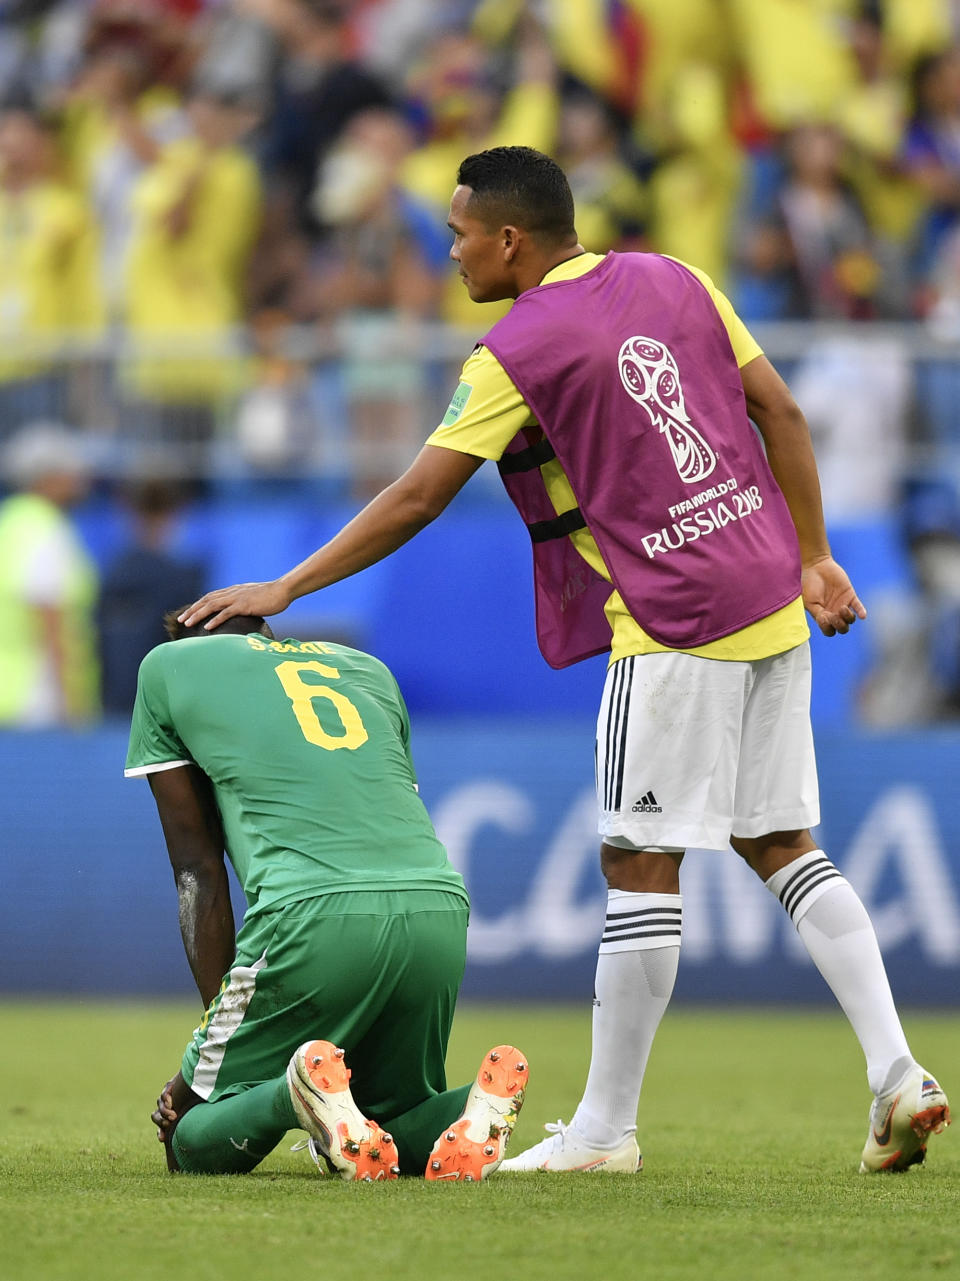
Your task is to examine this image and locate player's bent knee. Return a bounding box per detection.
[600,842,683,893]
[730,829,817,880]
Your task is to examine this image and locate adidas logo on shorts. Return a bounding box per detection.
[631,790,662,814]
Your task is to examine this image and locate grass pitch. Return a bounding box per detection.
[1,1001,957,1281]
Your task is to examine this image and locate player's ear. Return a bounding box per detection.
[502,224,521,261]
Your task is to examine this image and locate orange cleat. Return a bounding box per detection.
[424,1045,529,1182]
[287,1039,400,1182]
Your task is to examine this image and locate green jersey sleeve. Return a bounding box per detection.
[125,645,193,777]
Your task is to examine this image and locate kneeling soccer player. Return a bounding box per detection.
[127,610,527,1180]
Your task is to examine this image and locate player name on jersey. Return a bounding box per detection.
[244,637,338,655]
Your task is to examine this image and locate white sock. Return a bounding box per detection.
[766,850,914,1095]
[572,890,681,1148]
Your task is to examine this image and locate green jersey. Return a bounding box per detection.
[125,634,467,916]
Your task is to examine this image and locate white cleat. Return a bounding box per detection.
[499,1119,641,1173]
[287,1039,400,1181]
[424,1045,529,1182]
[859,1064,950,1173]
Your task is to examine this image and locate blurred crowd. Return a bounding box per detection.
[4,2,960,321]
[6,0,960,726]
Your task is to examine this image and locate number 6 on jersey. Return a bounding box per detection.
[274,660,369,750]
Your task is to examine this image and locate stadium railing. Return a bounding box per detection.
[2,321,960,496]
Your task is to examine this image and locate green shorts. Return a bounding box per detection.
[182,888,468,1122]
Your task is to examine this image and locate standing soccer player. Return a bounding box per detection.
[128,610,527,1181]
[180,147,949,1174]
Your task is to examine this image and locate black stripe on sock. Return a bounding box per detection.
[780,858,836,918]
[778,855,831,908]
[606,907,682,921]
[784,869,844,921]
[603,917,683,935]
[600,928,682,945]
[599,922,681,942]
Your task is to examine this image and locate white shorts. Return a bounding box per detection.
[596,643,819,851]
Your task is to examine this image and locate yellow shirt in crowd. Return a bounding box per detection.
[123,137,260,403]
[0,181,104,382]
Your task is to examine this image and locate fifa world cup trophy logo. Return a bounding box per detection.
[618,336,717,484]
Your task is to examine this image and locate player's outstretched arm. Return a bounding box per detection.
[148,765,234,1007]
[179,445,484,629]
[741,354,866,637]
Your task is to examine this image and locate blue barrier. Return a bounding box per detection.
[2,723,958,1004]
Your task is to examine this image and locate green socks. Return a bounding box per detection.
[168,1073,471,1176]
[380,1083,471,1172]
[171,1077,297,1174]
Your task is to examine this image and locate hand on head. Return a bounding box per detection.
[178,580,291,631]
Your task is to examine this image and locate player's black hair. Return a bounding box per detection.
[456,146,576,244]
[164,609,275,641]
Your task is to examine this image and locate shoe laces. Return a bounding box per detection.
[290,1137,328,1173]
[533,1119,569,1152]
